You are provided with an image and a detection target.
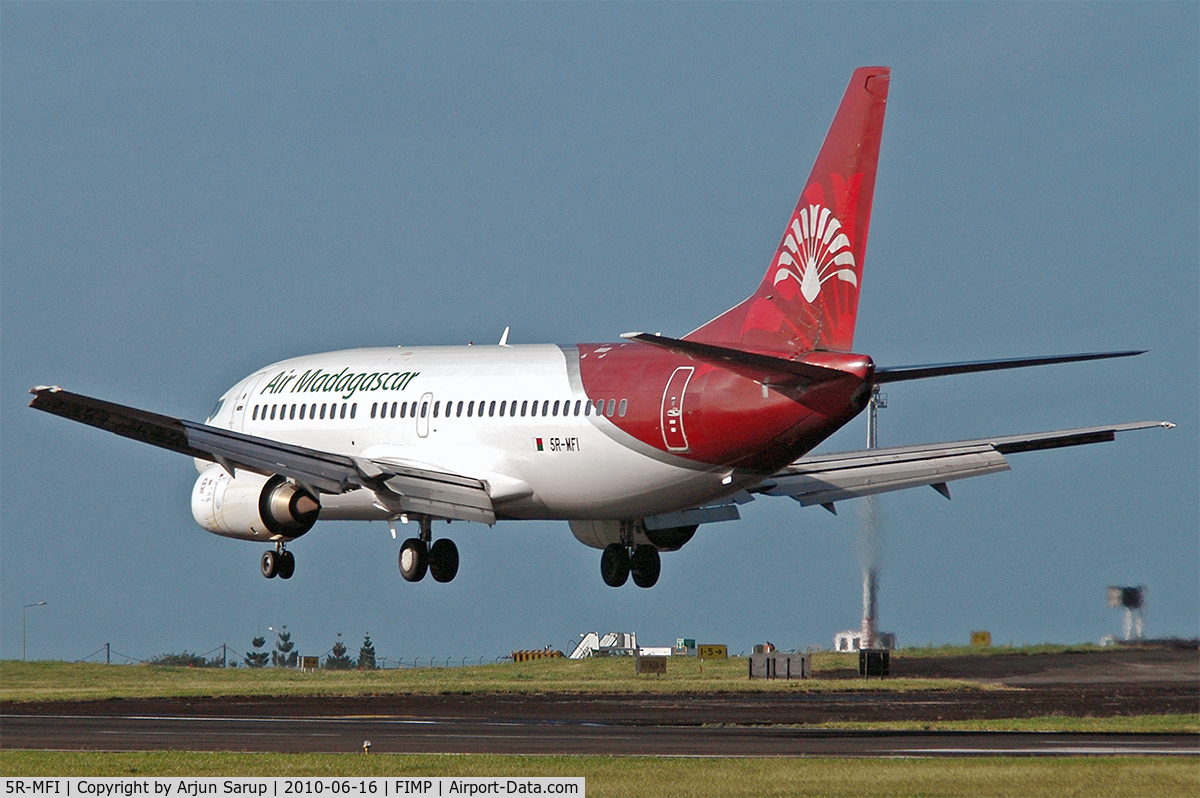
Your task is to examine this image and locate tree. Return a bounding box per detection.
[324,633,354,670]
[244,636,269,668]
[357,633,377,670]
[148,651,221,668]
[272,626,298,668]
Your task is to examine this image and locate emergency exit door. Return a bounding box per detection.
[660,366,694,452]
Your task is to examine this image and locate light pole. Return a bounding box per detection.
[22,601,46,661]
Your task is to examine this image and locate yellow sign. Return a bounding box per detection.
[300,656,320,671]
[697,644,727,660]
[970,631,991,647]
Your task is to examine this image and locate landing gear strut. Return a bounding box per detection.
[261,543,295,579]
[398,515,459,583]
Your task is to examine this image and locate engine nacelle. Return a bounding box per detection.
[568,519,698,552]
[191,464,320,541]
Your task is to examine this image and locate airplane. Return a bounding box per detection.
[29,66,1173,589]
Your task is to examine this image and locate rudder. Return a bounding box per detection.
[687,67,890,354]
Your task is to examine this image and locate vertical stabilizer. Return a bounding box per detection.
[687,67,889,353]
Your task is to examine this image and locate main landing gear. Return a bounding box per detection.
[601,543,661,588]
[260,543,295,579]
[398,515,459,584]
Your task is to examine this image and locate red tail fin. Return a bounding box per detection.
[687,67,889,354]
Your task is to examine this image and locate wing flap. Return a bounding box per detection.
[760,422,1173,507]
[760,445,1010,506]
[30,386,495,524]
[377,469,495,525]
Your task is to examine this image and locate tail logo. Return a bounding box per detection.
[772,203,858,303]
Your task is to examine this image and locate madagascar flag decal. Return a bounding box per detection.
[535,438,544,451]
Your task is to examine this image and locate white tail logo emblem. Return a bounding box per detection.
[773,204,857,303]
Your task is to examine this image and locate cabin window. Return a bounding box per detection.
[252,406,259,421]
[318,404,325,420]
[300,405,307,420]
[510,400,518,416]
[467,400,474,417]
[498,400,506,416]
[270,405,277,420]
[584,400,592,416]
[341,404,348,419]
[550,400,558,416]
[521,400,528,417]
[370,403,377,419]
[420,401,428,418]
[605,399,615,417]
[573,399,581,416]
[489,400,496,417]
[350,403,357,419]
[436,401,443,418]
[618,399,628,417]
[389,402,396,419]
[287,404,293,420]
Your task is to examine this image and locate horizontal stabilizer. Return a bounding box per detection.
[874,351,1144,384]
[620,332,851,387]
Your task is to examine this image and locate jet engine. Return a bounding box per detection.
[191,463,320,541]
[568,519,697,551]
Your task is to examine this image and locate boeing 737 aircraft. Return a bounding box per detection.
[30,67,1172,588]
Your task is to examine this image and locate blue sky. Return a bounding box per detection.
[3,3,1196,664]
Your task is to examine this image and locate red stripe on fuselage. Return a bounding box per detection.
[576,343,873,473]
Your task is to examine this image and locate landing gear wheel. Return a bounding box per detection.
[399,538,429,582]
[630,545,661,588]
[277,550,296,580]
[600,543,631,587]
[429,538,459,583]
[258,547,276,578]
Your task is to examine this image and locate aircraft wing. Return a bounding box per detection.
[752,422,1174,510]
[28,386,495,524]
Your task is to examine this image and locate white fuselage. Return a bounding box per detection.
[206,344,741,523]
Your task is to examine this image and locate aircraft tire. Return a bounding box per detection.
[630,545,661,588]
[260,550,279,579]
[399,538,429,582]
[600,544,630,588]
[429,538,459,583]
[277,550,295,580]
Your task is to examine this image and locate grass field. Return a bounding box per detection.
[0,654,995,703]
[3,652,1196,795]
[2,751,1198,798]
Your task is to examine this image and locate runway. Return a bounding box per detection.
[4,649,1196,758]
[3,691,1197,758]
